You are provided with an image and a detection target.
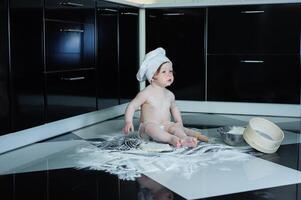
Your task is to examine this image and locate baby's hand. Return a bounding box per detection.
[123,121,134,134]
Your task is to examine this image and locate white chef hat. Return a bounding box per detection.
[136,47,172,82]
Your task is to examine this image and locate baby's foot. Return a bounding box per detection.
[181,136,198,148]
[170,136,182,148]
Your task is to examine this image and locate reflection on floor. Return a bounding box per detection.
[0,113,300,199]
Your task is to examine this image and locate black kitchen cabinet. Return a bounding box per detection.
[96,2,119,109]
[45,0,95,72]
[45,20,95,71]
[146,8,206,101]
[119,7,139,104]
[208,4,301,55]
[9,0,45,131]
[44,0,96,122]
[207,4,301,104]
[207,55,300,104]
[0,0,10,135]
[45,69,97,122]
[96,1,139,109]
[45,0,95,23]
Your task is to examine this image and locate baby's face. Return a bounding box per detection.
[153,62,174,87]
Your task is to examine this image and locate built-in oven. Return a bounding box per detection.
[45,19,94,71]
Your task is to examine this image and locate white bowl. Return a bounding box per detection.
[243,117,284,154]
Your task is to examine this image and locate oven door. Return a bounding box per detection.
[45,20,94,71]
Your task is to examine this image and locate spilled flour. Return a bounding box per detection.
[75,132,254,180]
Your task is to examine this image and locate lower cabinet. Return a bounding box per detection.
[45,69,97,122]
[146,8,206,101]
[96,1,139,108]
[96,3,120,109]
[207,55,300,104]
[119,8,139,104]
[9,0,45,131]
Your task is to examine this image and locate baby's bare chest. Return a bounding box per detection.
[146,95,171,110]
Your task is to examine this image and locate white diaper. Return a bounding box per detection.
[138,122,165,140]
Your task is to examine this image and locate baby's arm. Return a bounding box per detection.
[123,91,147,134]
[170,93,183,126]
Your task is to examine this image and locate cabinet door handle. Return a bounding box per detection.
[98,8,118,12]
[59,28,84,33]
[60,2,84,7]
[241,10,265,14]
[121,12,138,16]
[240,60,264,63]
[162,13,185,16]
[61,76,85,81]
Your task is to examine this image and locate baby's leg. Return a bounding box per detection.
[144,123,181,148]
[167,123,197,148]
[183,127,209,142]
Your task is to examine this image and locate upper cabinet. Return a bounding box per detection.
[208,4,301,55]
[146,8,206,101]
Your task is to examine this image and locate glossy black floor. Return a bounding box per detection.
[0,144,300,200]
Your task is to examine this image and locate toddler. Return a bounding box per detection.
[123,47,208,148]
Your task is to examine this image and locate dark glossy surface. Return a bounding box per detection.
[45,19,95,71]
[208,4,301,55]
[96,1,139,108]
[0,174,13,200]
[96,2,119,109]
[44,0,96,122]
[9,0,45,131]
[0,143,300,200]
[146,8,206,101]
[0,168,135,200]
[44,0,95,72]
[207,55,300,104]
[0,0,10,135]
[45,69,97,122]
[119,7,139,104]
[45,0,95,23]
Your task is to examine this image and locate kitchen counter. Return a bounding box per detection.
[0,112,300,199]
[107,0,301,8]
